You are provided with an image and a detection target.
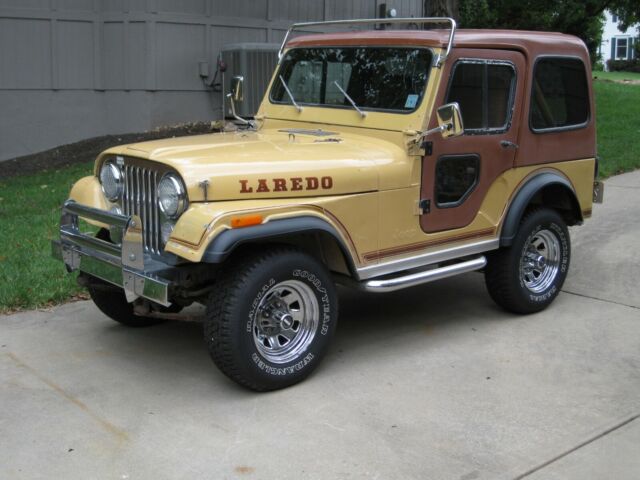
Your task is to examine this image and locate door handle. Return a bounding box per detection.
[500,140,519,149]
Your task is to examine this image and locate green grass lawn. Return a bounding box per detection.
[594,79,640,177]
[593,70,640,82]
[1,79,639,313]
[0,162,93,313]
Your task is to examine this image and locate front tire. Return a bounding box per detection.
[485,208,570,314]
[204,247,338,391]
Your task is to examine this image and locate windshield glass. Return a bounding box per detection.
[270,47,433,113]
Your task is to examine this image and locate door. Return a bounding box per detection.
[420,49,526,234]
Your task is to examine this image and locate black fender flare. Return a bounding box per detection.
[500,172,581,247]
[202,216,357,275]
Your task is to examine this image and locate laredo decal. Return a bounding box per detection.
[239,176,333,193]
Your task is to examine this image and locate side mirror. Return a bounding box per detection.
[226,76,249,125]
[230,75,244,102]
[436,102,464,138]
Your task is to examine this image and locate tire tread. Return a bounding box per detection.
[204,246,308,391]
[485,207,569,314]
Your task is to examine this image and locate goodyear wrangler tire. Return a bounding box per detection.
[204,247,338,391]
[485,208,570,314]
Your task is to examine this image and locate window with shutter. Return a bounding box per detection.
[616,38,628,59]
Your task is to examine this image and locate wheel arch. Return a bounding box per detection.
[499,172,582,247]
[201,216,358,277]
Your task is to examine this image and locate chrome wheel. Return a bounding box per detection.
[253,280,319,364]
[520,229,561,293]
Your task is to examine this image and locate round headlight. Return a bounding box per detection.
[158,173,187,219]
[99,161,123,201]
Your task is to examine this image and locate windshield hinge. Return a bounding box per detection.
[404,130,424,156]
[419,199,431,215]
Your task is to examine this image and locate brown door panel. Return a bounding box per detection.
[420,49,526,234]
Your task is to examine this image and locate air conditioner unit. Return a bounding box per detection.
[221,43,280,118]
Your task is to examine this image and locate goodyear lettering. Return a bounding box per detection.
[293,269,332,336]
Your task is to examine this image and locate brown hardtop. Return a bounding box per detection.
[286,29,589,59]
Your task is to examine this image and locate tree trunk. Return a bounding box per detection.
[424,0,459,20]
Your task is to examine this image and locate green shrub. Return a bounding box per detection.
[607,59,640,73]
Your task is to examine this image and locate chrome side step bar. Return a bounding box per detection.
[338,256,486,293]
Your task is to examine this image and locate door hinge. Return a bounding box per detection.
[422,141,433,156]
[419,199,431,214]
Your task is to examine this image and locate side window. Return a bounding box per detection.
[530,57,589,131]
[435,155,480,207]
[446,60,516,134]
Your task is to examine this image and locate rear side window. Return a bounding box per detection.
[530,57,589,131]
[446,60,516,134]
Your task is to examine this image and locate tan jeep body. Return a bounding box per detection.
[53,19,601,390]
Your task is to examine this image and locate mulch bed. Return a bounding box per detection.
[0,121,219,179]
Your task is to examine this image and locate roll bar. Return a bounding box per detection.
[278,17,457,68]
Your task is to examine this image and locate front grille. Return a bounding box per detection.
[122,164,162,255]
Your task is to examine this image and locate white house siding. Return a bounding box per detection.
[600,10,639,67]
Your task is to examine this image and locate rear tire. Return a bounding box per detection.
[87,280,165,327]
[204,246,338,391]
[485,208,570,314]
[86,228,166,327]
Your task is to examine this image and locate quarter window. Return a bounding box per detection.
[446,60,516,133]
[530,57,589,131]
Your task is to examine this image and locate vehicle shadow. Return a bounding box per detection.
[92,272,509,393]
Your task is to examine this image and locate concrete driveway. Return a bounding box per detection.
[1,171,639,480]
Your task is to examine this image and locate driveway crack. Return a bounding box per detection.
[5,352,129,442]
[514,414,640,479]
[561,289,639,310]
[605,184,640,190]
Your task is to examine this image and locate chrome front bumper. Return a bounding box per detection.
[51,200,172,306]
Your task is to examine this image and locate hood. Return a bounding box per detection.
[102,128,408,202]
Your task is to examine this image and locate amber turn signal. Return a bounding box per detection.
[230,214,263,229]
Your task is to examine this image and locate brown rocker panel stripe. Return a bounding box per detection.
[362,227,496,262]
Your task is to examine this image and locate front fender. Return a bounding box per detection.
[68,176,109,227]
[163,199,360,270]
[202,216,357,273]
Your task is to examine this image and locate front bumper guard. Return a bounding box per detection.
[51,200,172,306]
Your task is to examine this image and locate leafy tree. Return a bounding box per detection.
[424,0,459,18]
[425,0,640,63]
[608,0,640,31]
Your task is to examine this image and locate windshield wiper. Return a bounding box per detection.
[333,81,367,118]
[279,75,303,112]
